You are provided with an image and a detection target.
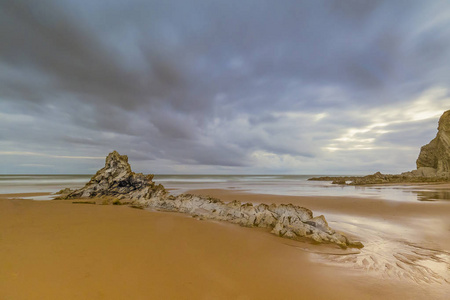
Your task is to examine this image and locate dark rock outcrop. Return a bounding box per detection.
[58,151,363,249]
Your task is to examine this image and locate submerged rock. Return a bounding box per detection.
[58,151,363,249]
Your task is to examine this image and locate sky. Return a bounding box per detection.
[0,0,449,175]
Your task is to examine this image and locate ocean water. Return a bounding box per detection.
[0,175,91,196]
[1,174,449,202]
[155,174,450,202]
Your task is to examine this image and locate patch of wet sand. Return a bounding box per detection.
[187,189,450,298]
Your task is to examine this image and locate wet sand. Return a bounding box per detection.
[1,192,449,299]
[188,189,450,294]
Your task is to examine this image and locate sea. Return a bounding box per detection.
[1,174,449,202]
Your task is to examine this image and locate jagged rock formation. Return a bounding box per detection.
[310,110,450,185]
[61,151,166,200]
[58,151,363,249]
[416,110,450,175]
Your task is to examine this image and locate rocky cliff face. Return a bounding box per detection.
[58,151,363,249]
[416,110,450,175]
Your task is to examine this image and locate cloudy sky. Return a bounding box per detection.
[1,0,449,175]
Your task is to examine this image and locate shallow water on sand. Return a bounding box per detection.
[314,212,450,286]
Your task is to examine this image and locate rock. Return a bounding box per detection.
[410,167,437,177]
[283,230,297,239]
[305,215,334,234]
[57,151,166,201]
[58,151,363,249]
[271,222,285,236]
[309,176,357,182]
[350,172,387,185]
[416,110,450,176]
[348,240,364,249]
[332,178,346,184]
[55,187,73,195]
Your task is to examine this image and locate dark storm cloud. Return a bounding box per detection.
[0,0,190,117]
[1,0,449,173]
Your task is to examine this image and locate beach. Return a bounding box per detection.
[1,183,449,299]
[3,0,450,298]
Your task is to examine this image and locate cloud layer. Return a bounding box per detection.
[1,0,449,174]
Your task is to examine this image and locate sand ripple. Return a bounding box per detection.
[320,241,449,284]
[312,222,450,285]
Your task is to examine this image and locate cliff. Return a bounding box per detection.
[416,110,450,175]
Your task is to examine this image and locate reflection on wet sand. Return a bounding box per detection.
[187,188,450,300]
[317,237,450,284]
[316,214,450,287]
[414,190,450,201]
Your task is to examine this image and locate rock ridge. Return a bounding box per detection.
[57,151,363,249]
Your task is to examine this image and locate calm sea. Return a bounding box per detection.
[0,174,448,202]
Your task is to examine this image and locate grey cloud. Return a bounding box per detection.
[1,0,450,173]
[0,0,185,109]
[374,120,438,147]
[61,136,106,147]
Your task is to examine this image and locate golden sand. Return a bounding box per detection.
[1,192,449,299]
